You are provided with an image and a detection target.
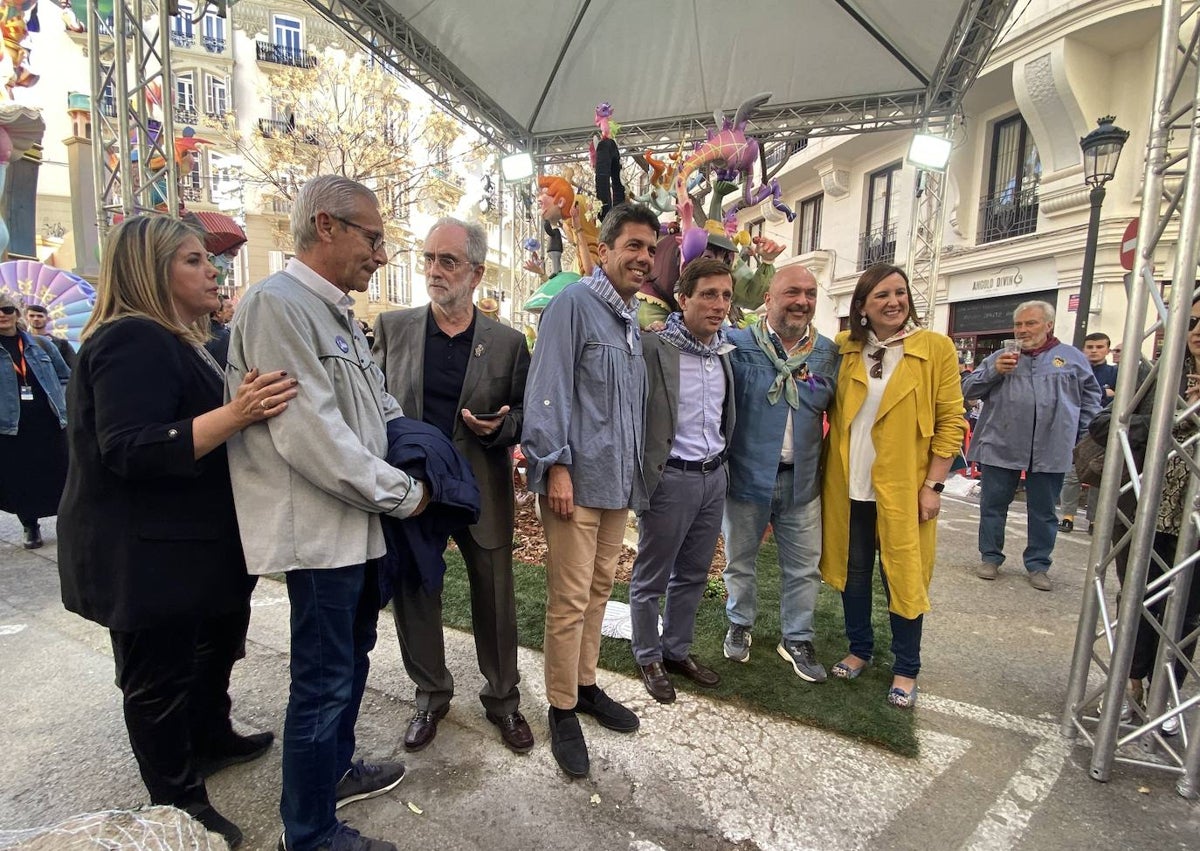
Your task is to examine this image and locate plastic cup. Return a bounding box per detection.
[1001,339,1020,356]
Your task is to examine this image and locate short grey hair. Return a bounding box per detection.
[291,175,379,252]
[1015,299,1055,324]
[429,217,488,266]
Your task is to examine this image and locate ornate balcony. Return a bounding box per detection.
[175,107,198,126]
[180,184,204,203]
[255,41,317,68]
[170,31,194,49]
[977,184,1040,244]
[857,223,896,271]
[203,36,226,53]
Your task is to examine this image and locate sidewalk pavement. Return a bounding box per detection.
[1,499,1198,850]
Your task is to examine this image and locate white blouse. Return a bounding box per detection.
[848,340,905,501]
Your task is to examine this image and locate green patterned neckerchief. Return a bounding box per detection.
[748,318,814,409]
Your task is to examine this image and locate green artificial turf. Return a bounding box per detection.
[439,539,919,757]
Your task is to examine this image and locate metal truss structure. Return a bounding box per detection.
[89,0,180,227]
[1062,0,1200,799]
[302,0,1016,161]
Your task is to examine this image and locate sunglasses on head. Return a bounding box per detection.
[0,306,19,315]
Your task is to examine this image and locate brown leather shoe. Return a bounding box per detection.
[663,655,721,688]
[403,705,449,752]
[639,661,676,704]
[486,710,535,753]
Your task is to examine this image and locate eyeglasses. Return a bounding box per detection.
[324,215,385,253]
[1190,315,1200,331]
[868,347,885,379]
[421,252,473,273]
[0,306,18,316]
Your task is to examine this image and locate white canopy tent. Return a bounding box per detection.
[300,0,1018,160]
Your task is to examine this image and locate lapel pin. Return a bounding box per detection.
[474,344,484,358]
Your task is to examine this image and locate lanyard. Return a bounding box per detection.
[10,337,27,386]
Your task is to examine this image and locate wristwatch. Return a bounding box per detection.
[924,479,945,493]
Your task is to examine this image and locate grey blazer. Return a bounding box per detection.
[373,306,529,550]
[641,332,736,499]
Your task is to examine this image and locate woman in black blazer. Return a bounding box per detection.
[57,216,297,848]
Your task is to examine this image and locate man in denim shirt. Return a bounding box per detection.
[721,265,837,683]
[964,301,1101,591]
[522,203,659,778]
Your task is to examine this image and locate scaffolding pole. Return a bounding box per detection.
[1061,0,1200,798]
[88,0,179,233]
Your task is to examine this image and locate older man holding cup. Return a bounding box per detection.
[961,301,1102,591]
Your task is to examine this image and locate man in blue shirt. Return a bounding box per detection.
[721,265,838,683]
[522,203,660,778]
[1058,332,1118,533]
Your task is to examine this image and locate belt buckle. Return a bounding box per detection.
[703,455,721,473]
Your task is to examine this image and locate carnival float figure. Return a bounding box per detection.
[590,102,625,221]
[0,0,38,98]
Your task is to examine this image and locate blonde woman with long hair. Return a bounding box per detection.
[56,215,297,848]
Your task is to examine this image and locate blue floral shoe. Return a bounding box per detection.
[887,684,918,709]
[831,657,870,680]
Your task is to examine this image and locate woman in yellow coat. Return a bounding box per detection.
[820,264,966,708]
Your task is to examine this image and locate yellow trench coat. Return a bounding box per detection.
[820,329,967,619]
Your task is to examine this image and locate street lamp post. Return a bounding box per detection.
[1073,116,1130,348]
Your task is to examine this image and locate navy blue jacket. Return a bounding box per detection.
[379,417,481,603]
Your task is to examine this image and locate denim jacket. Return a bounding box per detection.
[0,330,70,435]
[725,326,838,505]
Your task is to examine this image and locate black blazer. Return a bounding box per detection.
[57,317,252,632]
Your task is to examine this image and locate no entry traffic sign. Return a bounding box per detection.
[1120,217,1139,271]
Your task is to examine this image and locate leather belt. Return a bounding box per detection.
[666,454,725,473]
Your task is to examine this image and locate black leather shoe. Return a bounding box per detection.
[403,705,449,752]
[187,803,243,849]
[575,686,639,732]
[548,707,588,778]
[22,524,42,550]
[639,662,676,704]
[664,655,721,688]
[486,710,535,753]
[196,730,275,778]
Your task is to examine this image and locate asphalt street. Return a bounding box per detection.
[1,493,1198,850]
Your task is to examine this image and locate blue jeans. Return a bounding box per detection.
[842,501,923,678]
[281,563,378,851]
[978,465,1065,574]
[722,467,822,641]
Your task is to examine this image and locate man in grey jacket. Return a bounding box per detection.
[963,300,1101,591]
[522,202,659,778]
[226,175,427,851]
[630,258,735,704]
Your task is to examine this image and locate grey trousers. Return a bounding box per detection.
[1058,465,1096,521]
[629,465,727,666]
[391,531,521,716]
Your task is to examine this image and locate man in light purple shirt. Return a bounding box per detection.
[629,259,736,704]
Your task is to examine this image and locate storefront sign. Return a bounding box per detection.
[950,289,1057,334]
[947,257,1057,303]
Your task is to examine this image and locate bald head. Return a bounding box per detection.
[763,265,818,344]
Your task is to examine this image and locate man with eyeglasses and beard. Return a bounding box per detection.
[371,217,533,757]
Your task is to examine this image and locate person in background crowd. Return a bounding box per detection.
[24,303,77,371]
[820,264,966,709]
[720,265,836,682]
[56,216,295,848]
[372,217,533,755]
[522,202,659,778]
[1058,331,1119,533]
[226,176,427,851]
[0,292,69,549]
[963,301,1101,591]
[205,294,232,368]
[630,258,735,704]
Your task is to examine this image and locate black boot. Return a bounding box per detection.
[22,523,42,550]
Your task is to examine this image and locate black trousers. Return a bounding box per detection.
[1117,531,1200,683]
[392,532,520,716]
[109,604,252,807]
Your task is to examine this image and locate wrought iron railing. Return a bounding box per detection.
[203,36,226,53]
[255,41,317,68]
[180,184,204,203]
[175,107,198,126]
[857,223,897,270]
[170,31,194,48]
[977,184,1039,244]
